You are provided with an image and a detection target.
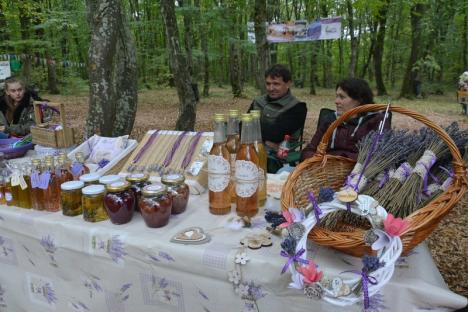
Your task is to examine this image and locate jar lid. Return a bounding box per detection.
[79,172,101,182]
[99,175,121,185]
[82,184,105,195]
[126,173,149,183]
[142,183,167,197]
[106,181,131,192]
[241,113,252,122]
[161,173,185,185]
[61,180,85,191]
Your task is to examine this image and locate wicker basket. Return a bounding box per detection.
[30,101,75,148]
[281,104,467,257]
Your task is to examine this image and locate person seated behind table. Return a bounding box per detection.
[0,77,41,138]
[248,64,307,157]
[458,71,468,115]
[300,78,391,161]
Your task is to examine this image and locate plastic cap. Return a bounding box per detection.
[82,184,105,195]
[61,180,84,191]
[106,180,131,192]
[99,175,121,185]
[241,113,252,122]
[79,172,101,182]
[228,109,239,117]
[142,183,168,197]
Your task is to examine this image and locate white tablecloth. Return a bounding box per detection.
[0,195,466,312]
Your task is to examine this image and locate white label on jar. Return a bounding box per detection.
[208,155,230,192]
[19,175,28,190]
[201,139,213,155]
[5,192,13,202]
[235,160,258,197]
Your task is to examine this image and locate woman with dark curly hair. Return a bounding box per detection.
[300,78,391,161]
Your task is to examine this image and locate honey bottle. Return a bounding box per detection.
[10,164,31,209]
[30,159,45,210]
[4,176,16,206]
[0,176,6,205]
[57,156,74,186]
[226,109,240,203]
[235,114,259,217]
[208,114,231,215]
[43,159,61,212]
[250,110,267,207]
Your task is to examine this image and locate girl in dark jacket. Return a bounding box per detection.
[300,78,391,161]
[0,77,40,137]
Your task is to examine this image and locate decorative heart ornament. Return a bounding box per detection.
[171,227,211,245]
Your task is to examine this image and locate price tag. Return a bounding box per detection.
[19,175,28,190]
[11,173,20,187]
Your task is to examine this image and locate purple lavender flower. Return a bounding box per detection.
[159,251,175,262]
[91,280,102,292]
[265,211,286,228]
[247,281,266,301]
[121,294,129,302]
[198,290,209,300]
[363,291,388,312]
[202,306,211,312]
[78,301,89,311]
[108,236,127,263]
[0,236,4,245]
[281,236,297,255]
[149,255,160,262]
[43,283,57,304]
[120,283,132,293]
[159,278,168,289]
[40,235,57,253]
[362,255,384,272]
[244,302,256,311]
[318,187,335,203]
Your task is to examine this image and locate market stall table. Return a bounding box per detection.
[0,195,466,312]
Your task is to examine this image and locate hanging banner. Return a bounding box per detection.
[0,54,85,68]
[247,17,342,43]
[0,61,11,80]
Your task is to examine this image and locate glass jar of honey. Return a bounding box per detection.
[161,173,189,214]
[99,175,121,186]
[60,180,84,216]
[139,184,172,228]
[104,181,135,224]
[126,173,150,212]
[82,184,108,222]
[79,172,102,186]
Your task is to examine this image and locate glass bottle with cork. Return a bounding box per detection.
[30,159,45,210]
[11,164,32,209]
[208,113,231,215]
[226,109,240,203]
[44,159,61,212]
[250,110,267,207]
[235,113,259,217]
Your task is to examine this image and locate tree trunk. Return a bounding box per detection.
[309,42,319,95]
[0,2,7,41]
[18,3,32,84]
[360,20,377,79]
[464,12,467,71]
[195,0,209,97]
[347,0,358,78]
[229,39,242,97]
[160,0,197,130]
[254,0,269,94]
[400,3,426,98]
[180,0,194,77]
[85,0,138,137]
[373,0,390,96]
[46,52,59,94]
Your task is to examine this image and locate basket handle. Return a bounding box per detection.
[315,104,466,180]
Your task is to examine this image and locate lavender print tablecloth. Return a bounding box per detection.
[0,195,466,312]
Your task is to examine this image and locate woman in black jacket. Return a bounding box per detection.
[0,77,41,137]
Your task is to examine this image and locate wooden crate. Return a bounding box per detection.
[30,101,75,148]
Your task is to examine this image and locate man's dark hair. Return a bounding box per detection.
[265,64,292,82]
[336,78,374,105]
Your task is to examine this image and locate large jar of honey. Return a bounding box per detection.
[161,173,189,214]
[60,180,84,216]
[139,184,172,228]
[82,184,108,222]
[104,181,135,224]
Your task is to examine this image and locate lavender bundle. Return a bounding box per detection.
[418,165,452,208]
[390,123,467,218]
[321,130,410,230]
[343,130,410,193]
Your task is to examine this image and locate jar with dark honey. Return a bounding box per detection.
[104,181,135,224]
[126,173,150,212]
[139,184,172,228]
[161,173,189,214]
[60,180,84,216]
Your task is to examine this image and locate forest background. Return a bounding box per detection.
[0,0,467,296]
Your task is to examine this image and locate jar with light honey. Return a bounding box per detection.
[61,180,84,216]
[82,184,108,222]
